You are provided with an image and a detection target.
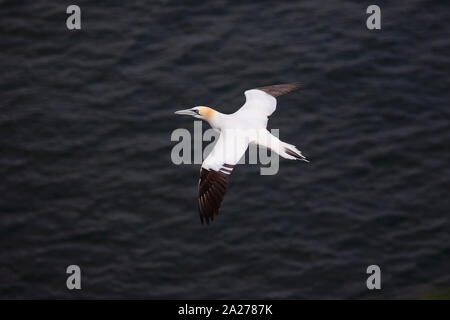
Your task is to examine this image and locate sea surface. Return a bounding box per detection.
[0,0,449,299]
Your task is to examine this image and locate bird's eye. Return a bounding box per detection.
[193,109,200,114]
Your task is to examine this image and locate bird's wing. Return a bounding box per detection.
[236,83,301,127]
[198,130,249,224]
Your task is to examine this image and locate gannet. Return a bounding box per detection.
[175,83,308,224]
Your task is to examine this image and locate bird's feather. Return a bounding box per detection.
[236,83,301,128]
[256,83,301,98]
[198,131,249,224]
[198,168,230,224]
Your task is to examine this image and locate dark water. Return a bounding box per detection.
[1,0,449,299]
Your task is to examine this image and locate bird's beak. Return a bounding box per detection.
[174,109,197,116]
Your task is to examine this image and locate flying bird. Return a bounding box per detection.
[175,83,308,224]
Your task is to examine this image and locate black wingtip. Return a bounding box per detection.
[284,148,309,162]
[256,83,301,98]
[198,168,230,225]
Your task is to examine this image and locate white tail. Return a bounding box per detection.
[256,130,308,162]
[279,141,308,161]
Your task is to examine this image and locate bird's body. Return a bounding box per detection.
[175,83,308,224]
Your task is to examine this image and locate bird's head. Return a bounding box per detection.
[174,106,216,121]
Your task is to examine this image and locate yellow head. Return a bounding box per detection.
[174,106,216,121]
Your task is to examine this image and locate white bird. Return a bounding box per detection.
[175,83,308,224]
